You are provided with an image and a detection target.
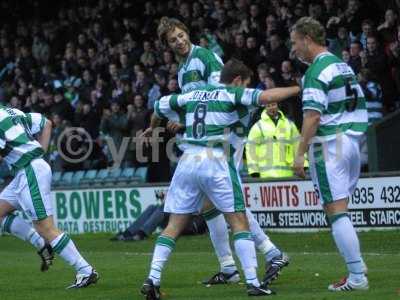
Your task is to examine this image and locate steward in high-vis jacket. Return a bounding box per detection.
[246,103,305,178]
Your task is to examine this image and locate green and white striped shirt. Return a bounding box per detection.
[155,85,262,151]
[178,45,223,93]
[301,52,368,143]
[0,106,46,174]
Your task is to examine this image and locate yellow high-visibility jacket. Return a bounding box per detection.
[246,110,304,178]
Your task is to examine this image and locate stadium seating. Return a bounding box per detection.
[49,164,256,188]
[134,167,148,183]
[48,163,260,188]
[103,167,123,184]
[52,171,62,186]
[93,169,110,185]
[120,167,135,179]
[116,167,136,185]
[71,170,85,186]
[0,165,154,188]
[59,171,74,186]
[79,169,98,187]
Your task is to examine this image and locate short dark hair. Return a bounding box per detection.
[351,40,363,48]
[220,59,253,84]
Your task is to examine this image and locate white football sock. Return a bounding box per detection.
[331,214,365,283]
[246,209,281,262]
[233,231,260,287]
[51,233,92,275]
[203,209,237,274]
[148,235,176,286]
[1,214,45,250]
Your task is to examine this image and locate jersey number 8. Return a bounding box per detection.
[193,103,207,138]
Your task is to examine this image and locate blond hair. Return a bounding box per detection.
[291,17,326,46]
[157,17,190,46]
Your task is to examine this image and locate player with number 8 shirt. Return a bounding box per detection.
[140,59,300,299]
[156,16,292,288]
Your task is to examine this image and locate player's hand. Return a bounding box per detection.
[139,127,153,147]
[293,155,306,179]
[166,121,185,134]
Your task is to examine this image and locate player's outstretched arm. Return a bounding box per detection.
[140,113,164,147]
[140,113,163,138]
[258,86,301,105]
[37,119,52,152]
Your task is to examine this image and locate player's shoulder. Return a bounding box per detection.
[307,52,341,79]
[194,45,220,62]
[194,45,213,56]
[12,108,26,117]
[158,94,174,103]
[217,85,243,99]
[0,106,24,119]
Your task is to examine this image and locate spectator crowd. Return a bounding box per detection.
[1,0,400,180]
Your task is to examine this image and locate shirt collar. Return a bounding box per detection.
[313,51,331,64]
[181,44,195,67]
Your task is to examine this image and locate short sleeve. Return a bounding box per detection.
[154,95,183,121]
[302,76,328,113]
[235,88,262,107]
[26,113,47,135]
[202,50,223,86]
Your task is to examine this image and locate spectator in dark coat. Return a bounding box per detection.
[349,41,363,74]
[364,35,397,110]
[265,32,289,73]
[127,94,150,167]
[100,101,129,166]
[74,102,100,139]
[51,88,74,122]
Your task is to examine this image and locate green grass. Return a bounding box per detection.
[0,231,399,300]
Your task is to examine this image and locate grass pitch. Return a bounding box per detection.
[0,231,399,300]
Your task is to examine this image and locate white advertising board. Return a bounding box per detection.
[50,176,400,234]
